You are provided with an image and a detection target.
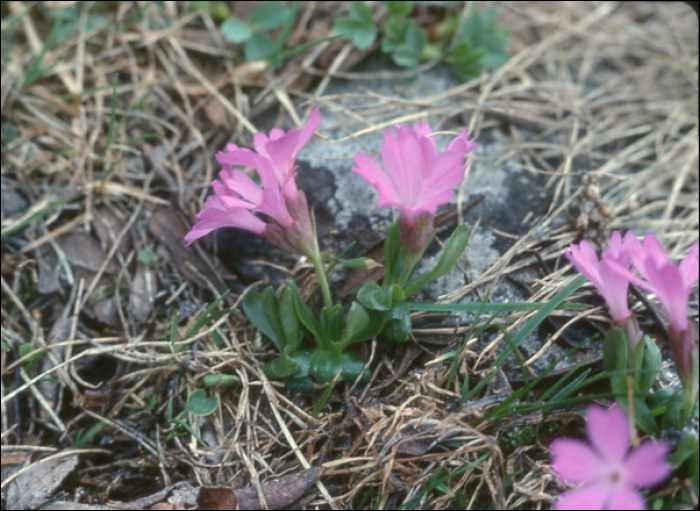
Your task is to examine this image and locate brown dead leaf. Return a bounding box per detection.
[6,453,79,510]
[204,98,229,128]
[56,232,119,274]
[92,206,131,258]
[129,263,154,324]
[148,207,229,295]
[198,467,322,510]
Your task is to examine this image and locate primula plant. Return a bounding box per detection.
[566,233,699,432]
[186,109,477,391]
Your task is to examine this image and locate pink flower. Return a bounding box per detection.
[185,109,322,254]
[623,234,699,334]
[352,121,476,252]
[551,403,670,510]
[565,231,636,323]
[606,235,699,401]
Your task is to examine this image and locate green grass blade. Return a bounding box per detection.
[462,275,586,404]
[409,301,587,313]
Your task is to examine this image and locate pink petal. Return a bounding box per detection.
[624,440,671,488]
[381,125,424,206]
[215,145,259,167]
[641,233,669,267]
[184,203,266,246]
[352,153,402,208]
[586,404,630,464]
[225,170,263,204]
[550,439,605,482]
[295,108,323,156]
[599,259,632,322]
[566,241,603,289]
[607,484,647,510]
[553,482,609,510]
[644,264,689,332]
[679,241,699,289]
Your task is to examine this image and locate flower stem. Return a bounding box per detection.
[310,250,333,310]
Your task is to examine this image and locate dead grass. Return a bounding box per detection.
[1,2,698,509]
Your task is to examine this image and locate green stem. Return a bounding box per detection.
[301,234,333,311]
[311,251,333,311]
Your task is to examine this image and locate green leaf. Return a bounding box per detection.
[1,123,18,145]
[384,223,405,286]
[74,421,106,449]
[661,392,686,431]
[319,305,344,345]
[405,24,427,55]
[380,301,411,342]
[342,301,370,342]
[18,343,43,372]
[288,348,313,378]
[287,280,321,341]
[635,336,661,396]
[268,352,299,379]
[357,282,404,311]
[339,351,370,382]
[333,2,377,50]
[481,50,510,70]
[669,432,698,469]
[244,32,276,61]
[243,289,281,350]
[1,340,9,351]
[383,1,412,18]
[337,257,379,269]
[203,374,239,388]
[221,17,253,43]
[404,225,470,296]
[391,47,420,68]
[250,1,290,30]
[382,18,409,53]
[261,286,287,349]
[349,1,374,25]
[280,288,300,350]
[333,17,376,50]
[616,396,657,435]
[283,375,315,392]
[190,1,230,21]
[310,349,343,383]
[138,249,157,265]
[186,389,219,416]
[603,328,628,374]
[450,40,487,81]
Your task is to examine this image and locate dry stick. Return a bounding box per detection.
[260,376,337,509]
[167,35,256,135]
[81,408,160,458]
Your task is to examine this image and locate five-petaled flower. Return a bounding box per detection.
[352,121,477,253]
[551,403,670,510]
[185,108,322,255]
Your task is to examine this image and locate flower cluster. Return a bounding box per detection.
[566,232,699,407]
[184,108,323,256]
[551,403,670,510]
